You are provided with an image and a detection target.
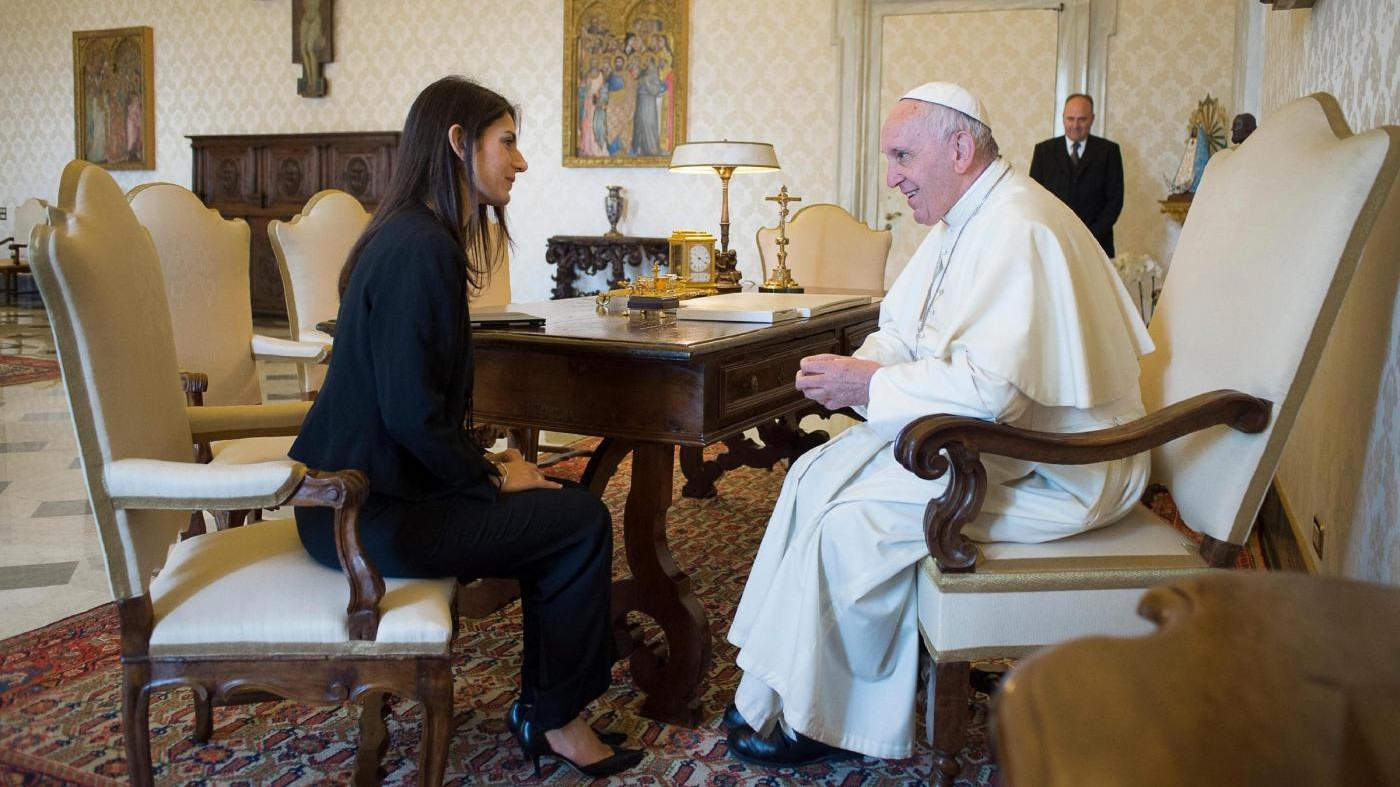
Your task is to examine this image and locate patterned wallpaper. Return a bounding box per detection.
[1108,0,1237,269]
[0,0,839,298]
[877,8,1059,274]
[1260,2,1400,584]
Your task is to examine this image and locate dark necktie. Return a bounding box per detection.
[1071,141,1082,166]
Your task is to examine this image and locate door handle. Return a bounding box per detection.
[883,210,902,230]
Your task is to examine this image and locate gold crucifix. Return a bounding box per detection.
[760,185,804,293]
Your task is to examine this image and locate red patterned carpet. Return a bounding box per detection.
[0,354,59,387]
[0,443,1262,785]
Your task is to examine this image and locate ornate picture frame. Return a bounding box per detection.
[73,26,156,170]
[563,0,688,168]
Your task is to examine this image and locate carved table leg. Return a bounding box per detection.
[612,441,711,725]
[581,437,631,497]
[679,413,830,499]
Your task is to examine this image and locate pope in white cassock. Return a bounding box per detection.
[724,83,1155,766]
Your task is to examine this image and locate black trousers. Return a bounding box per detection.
[295,482,615,730]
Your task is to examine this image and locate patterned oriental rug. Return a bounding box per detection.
[0,442,1263,786]
[0,354,59,387]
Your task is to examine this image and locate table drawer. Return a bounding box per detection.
[717,334,837,421]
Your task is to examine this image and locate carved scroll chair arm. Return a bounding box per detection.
[894,390,1272,574]
[285,469,382,640]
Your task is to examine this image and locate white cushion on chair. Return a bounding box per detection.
[209,435,297,465]
[917,506,1212,659]
[149,519,455,656]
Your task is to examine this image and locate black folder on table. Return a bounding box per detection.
[470,311,546,329]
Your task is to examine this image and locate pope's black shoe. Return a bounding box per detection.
[721,702,747,730]
[726,724,856,767]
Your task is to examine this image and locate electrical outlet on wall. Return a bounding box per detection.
[1311,516,1326,557]
[0,207,7,221]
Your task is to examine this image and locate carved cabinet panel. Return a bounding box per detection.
[190,132,399,318]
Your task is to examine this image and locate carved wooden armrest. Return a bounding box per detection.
[894,390,1271,573]
[285,469,383,640]
[180,371,208,407]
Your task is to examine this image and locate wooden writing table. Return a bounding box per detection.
[471,297,880,724]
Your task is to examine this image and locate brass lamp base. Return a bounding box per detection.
[759,282,804,293]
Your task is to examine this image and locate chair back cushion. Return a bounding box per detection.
[268,189,367,393]
[128,183,260,406]
[29,161,194,599]
[755,203,891,291]
[470,221,512,308]
[12,198,47,261]
[1142,94,1399,544]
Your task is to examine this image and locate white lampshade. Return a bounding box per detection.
[669,141,780,173]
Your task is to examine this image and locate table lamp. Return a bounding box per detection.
[669,141,779,292]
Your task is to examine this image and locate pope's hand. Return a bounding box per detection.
[794,353,880,410]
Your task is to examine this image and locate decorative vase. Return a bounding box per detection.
[604,185,624,237]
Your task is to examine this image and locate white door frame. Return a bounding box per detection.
[831,0,1119,224]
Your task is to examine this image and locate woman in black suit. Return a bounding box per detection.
[290,76,642,778]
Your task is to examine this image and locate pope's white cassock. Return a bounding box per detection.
[728,157,1155,759]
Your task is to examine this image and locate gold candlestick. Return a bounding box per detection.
[760,185,804,293]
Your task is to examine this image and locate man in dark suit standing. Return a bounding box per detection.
[1030,94,1123,257]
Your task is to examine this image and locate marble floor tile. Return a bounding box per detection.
[0,560,78,590]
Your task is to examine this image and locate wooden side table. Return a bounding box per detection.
[545,235,669,299]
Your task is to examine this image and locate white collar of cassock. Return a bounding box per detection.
[942,157,1010,231]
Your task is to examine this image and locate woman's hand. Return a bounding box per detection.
[488,448,563,493]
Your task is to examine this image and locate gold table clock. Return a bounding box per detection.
[668,230,718,288]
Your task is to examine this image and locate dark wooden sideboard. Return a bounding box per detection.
[189,131,399,318]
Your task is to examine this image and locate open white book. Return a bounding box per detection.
[676,292,873,323]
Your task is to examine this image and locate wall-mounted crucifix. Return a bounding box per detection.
[292,0,333,98]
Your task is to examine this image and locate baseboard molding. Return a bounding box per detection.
[1255,479,1316,573]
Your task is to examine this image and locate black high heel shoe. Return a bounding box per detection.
[506,700,627,746]
[515,718,645,778]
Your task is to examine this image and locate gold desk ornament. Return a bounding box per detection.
[667,230,719,289]
[760,185,804,293]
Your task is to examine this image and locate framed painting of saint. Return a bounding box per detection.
[563,0,688,168]
[73,26,156,170]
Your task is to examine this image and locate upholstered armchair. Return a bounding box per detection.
[992,571,1400,787]
[6,197,46,263]
[893,94,1398,786]
[32,160,457,786]
[755,203,892,292]
[268,189,369,396]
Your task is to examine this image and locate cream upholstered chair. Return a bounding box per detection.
[892,94,1399,786]
[755,203,891,292]
[32,160,457,786]
[6,197,47,262]
[269,189,369,395]
[129,183,328,408]
[128,184,327,503]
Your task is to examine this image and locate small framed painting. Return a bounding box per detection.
[563,0,688,168]
[73,26,156,170]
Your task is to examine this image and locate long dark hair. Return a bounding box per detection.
[339,76,515,295]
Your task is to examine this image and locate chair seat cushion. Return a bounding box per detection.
[916,504,1215,660]
[209,435,296,465]
[148,518,455,657]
